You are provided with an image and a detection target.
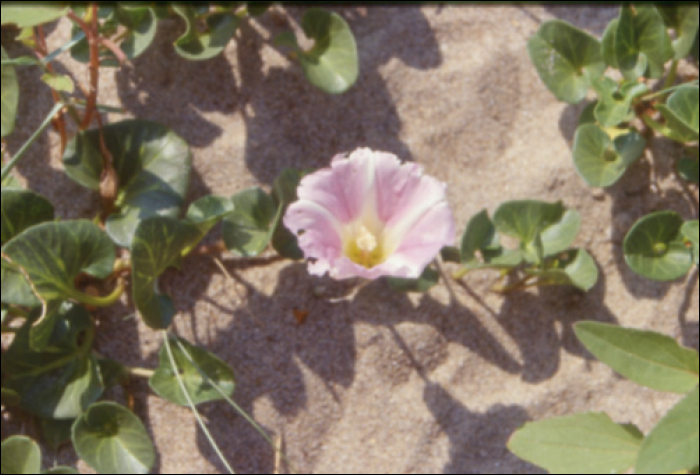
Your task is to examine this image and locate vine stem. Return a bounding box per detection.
[69,277,126,308]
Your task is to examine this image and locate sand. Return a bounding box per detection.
[2,5,698,474]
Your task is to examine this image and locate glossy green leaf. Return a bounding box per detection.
[1,220,115,303]
[0,436,42,475]
[113,6,158,60]
[637,387,699,474]
[72,402,155,475]
[658,5,700,59]
[540,209,582,258]
[1,5,68,27]
[150,337,235,406]
[656,85,699,144]
[527,20,605,104]
[460,209,500,263]
[465,248,524,271]
[594,81,648,128]
[678,158,700,184]
[616,6,674,79]
[296,9,359,94]
[575,322,699,393]
[1,189,54,246]
[271,169,304,260]
[1,258,40,308]
[682,221,699,265]
[173,6,239,60]
[573,124,646,187]
[528,249,599,291]
[508,412,643,474]
[224,188,277,257]
[387,267,440,293]
[3,303,103,419]
[602,18,649,80]
[493,200,565,246]
[131,217,201,330]
[63,120,192,248]
[624,211,693,281]
[40,417,76,450]
[1,47,19,138]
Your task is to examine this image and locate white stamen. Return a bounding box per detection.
[356,225,378,252]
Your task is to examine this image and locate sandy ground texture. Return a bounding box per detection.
[2,5,699,474]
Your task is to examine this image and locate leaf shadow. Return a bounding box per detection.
[235,6,443,184]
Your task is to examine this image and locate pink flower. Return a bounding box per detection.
[284,148,456,280]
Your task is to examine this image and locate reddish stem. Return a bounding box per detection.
[79,5,100,130]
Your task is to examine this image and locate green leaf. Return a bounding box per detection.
[1,47,19,138]
[656,85,699,144]
[72,402,155,475]
[1,220,115,303]
[528,249,599,292]
[296,9,359,95]
[1,5,68,28]
[1,387,20,407]
[40,417,76,450]
[657,5,700,59]
[624,211,693,281]
[508,412,644,474]
[540,209,582,258]
[387,267,440,293]
[271,169,304,260]
[112,6,158,61]
[616,6,674,79]
[40,72,74,93]
[493,200,565,247]
[527,20,605,104]
[97,358,129,390]
[460,209,500,263]
[131,217,200,329]
[636,387,699,474]
[224,188,277,257]
[594,81,648,128]
[575,322,700,393]
[149,337,235,406]
[63,120,192,248]
[440,246,462,264]
[1,258,41,307]
[1,189,55,247]
[42,468,80,475]
[678,158,700,184]
[682,221,699,265]
[3,303,103,419]
[0,436,42,475]
[573,124,647,187]
[1,173,22,189]
[172,6,239,61]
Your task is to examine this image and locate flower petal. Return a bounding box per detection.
[284,200,343,276]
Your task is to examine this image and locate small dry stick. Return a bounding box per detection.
[212,257,266,328]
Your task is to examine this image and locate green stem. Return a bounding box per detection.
[664,59,679,90]
[493,275,539,293]
[173,338,297,474]
[639,80,698,102]
[162,333,236,475]
[1,102,65,182]
[453,267,470,280]
[68,278,125,308]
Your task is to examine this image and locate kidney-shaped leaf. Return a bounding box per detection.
[63,120,192,248]
[658,5,700,59]
[493,200,565,247]
[294,9,359,95]
[594,81,648,128]
[271,168,305,260]
[460,209,500,263]
[72,402,155,475]
[527,20,605,104]
[540,209,582,258]
[1,189,54,247]
[224,188,278,257]
[573,123,646,187]
[624,211,693,281]
[508,412,644,474]
[0,436,42,475]
[575,322,699,394]
[149,337,235,406]
[616,6,674,79]
[636,387,699,474]
[1,5,68,28]
[656,85,699,144]
[1,47,19,139]
[4,303,103,419]
[173,6,239,61]
[682,220,699,265]
[528,249,599,292]
[113,6,158,61]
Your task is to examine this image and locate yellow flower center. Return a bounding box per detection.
[345,225,386,268]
